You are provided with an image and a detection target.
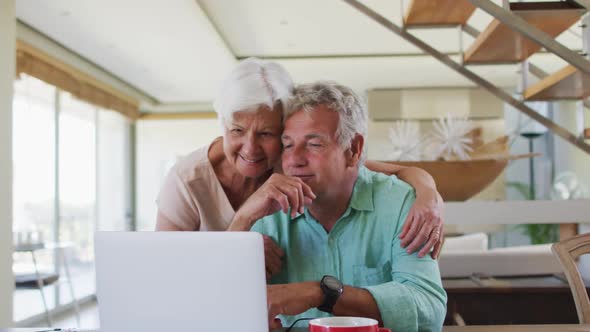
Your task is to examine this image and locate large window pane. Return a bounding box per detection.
[58,92,96,302]
[12,74,132,325]
[12,74,57,321]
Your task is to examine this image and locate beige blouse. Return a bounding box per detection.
[156,138,236,231]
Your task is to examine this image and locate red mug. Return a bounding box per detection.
[308,317,391,332]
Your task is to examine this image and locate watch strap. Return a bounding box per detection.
[318,275,343,313]
[318,295,339,313]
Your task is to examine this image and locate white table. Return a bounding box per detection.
[3,325,590,332]
[443,325,590,331]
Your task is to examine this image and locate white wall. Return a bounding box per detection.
[553,101,590,280]
[136,118,221,231]
[367,87,505,120]
[0,0,15,325]
[553,101,590,191]
[97,111,130,231]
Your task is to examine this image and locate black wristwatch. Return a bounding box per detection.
[318,275,344,313]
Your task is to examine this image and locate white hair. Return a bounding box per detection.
[285,81,368,164]
[213,58,294,124]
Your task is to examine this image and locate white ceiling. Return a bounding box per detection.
[15,0,584,106]
[199,0,466,56]
[16,0,236,103]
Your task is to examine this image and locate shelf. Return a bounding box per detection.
[464,2,584,64]
[403,0,476,26]
[524,65,590,100]
[445,200,590,226]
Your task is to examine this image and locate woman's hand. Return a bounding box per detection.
[363,162,444,258]
[400,191,444,259]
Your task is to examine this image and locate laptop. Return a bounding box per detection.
[95,231,268,332]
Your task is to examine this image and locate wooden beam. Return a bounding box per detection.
[404,0,476,26]
[138,112,217,121]
[16,40,139,108]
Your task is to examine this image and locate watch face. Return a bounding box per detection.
[323,276,343,290]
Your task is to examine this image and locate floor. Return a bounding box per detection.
[14,263,96,322]
[52,300,100,329]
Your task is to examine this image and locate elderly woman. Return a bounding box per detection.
[156,58,444,262]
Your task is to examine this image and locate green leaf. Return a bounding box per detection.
[506,181,532,200]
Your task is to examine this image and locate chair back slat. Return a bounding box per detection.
[552,233,590,324]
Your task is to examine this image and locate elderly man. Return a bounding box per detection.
[235,81,446,331]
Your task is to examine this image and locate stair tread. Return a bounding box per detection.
[525,65,590,100]
[404,0,476,26]
[464,2,583,64]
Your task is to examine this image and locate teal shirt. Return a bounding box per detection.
[251,166,447,332]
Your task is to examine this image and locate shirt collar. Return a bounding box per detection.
[289,166,374,221]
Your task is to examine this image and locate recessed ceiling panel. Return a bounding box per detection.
[276,56,518,94]
[17,0,236,103]
[200,0,465,56]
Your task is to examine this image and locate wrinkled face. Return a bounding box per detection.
[281,105,349,198]
[223,106,283,179]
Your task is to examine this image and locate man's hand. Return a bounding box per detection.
[264,235,284,281]
[400,191,444,259]
[267,282,323,328]
[229,174,316,231]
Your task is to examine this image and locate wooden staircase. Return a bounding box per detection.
[400,0,590,143]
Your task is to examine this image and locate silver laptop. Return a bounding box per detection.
[95,231,268,332]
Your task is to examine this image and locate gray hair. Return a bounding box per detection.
[213,57,293,125]
[285,81,368,164]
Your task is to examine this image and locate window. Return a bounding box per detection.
[58,91,97,303]
[12,75,58,321]
[12,74,132,323]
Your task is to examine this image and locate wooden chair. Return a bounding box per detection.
[551,233,590,324]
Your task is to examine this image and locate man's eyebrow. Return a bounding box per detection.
[304,133,325,140]
[281,133,325,140]
[259,126,278,131]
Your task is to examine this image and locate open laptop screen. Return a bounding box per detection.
[95,231,268,332]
